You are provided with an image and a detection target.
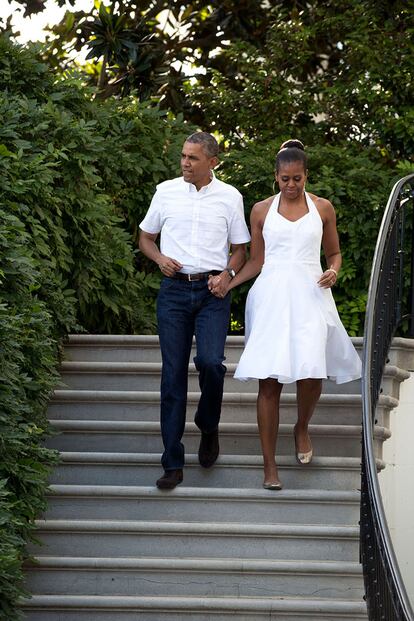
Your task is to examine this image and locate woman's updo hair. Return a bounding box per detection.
[275,139,307,173]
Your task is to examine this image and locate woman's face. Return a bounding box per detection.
[276,161,307,200]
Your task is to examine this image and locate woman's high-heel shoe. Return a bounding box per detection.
[263,480,283,490]
[294,425,313,465]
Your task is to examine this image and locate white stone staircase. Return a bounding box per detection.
[21,335,410,620]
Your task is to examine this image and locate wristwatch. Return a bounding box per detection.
[225,267,236,279]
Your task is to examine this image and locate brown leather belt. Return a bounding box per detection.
[171,270,221,282]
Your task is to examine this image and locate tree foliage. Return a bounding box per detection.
[3,0,275,106]
[0,34,192,618]
[4,1,414,160]
[4,0,410,335]
[2,1,413,326]
[193,0,414,158]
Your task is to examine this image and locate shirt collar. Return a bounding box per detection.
[185,171,217,193]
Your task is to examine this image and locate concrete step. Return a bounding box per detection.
[28,519,359,562]
[386,337,414,370]
[46,419,387,458]
[379,364,410,399]
[24,333,391,621]
[25,556,364,599]
[63,334,363,366]
[48,391,397,427]
[63,335,250,364]
[20,594,368,620]
[48,452,368,491]
[58,360,368,394]
[62,332,413,376]
[43,486,360,525]
[47,391,363,424]
[57,360,407,398]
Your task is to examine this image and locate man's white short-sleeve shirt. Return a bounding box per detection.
[140,175,250,273]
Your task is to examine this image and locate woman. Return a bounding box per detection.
[210,139,361,490]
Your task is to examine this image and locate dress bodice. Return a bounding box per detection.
[234,190,362,385]
[263,192,322,266]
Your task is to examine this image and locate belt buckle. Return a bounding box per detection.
[188,273,197,281]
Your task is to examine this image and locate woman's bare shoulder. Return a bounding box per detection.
[250,196,275,228]
[250,195,275,225]
[309,192,333,211]
[309,193,336,224]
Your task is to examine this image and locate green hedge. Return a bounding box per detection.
[0,35,191,619]
[0,204,60,620]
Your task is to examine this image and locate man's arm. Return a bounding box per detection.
[228,243,247,273]
[139,230,183,277]
[207,242,247,297]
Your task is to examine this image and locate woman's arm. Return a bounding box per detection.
[209,198,271,297]
[314,197,342,289]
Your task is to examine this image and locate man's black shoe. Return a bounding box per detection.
[198,429,219,468]
[156,469,183,490]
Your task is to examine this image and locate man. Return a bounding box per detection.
[139,131,250,489]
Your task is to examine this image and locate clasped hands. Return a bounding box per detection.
[158,256,230,297]
[208,272,230,298]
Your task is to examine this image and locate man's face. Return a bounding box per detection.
[181,141,217,188]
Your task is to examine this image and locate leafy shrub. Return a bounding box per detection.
[0,35,192,618]
[0,35,192,335]
[0,204,61,621]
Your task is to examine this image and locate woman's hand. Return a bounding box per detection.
[318,268,337,288]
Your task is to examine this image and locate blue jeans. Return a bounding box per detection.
[156,277,231,471]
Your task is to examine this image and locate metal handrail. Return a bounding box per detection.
[361,173,414,620]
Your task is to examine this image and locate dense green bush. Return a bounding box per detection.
[0,35,192,619]
[0,35,192,334]
[0,200,62,620]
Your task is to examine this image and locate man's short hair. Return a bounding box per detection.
[185,132,219,158]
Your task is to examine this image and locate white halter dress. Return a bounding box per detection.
[234,192,362,384]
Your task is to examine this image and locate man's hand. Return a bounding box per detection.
[208,271,231,298]
[158,256,183,277]
[139,232,182,277]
